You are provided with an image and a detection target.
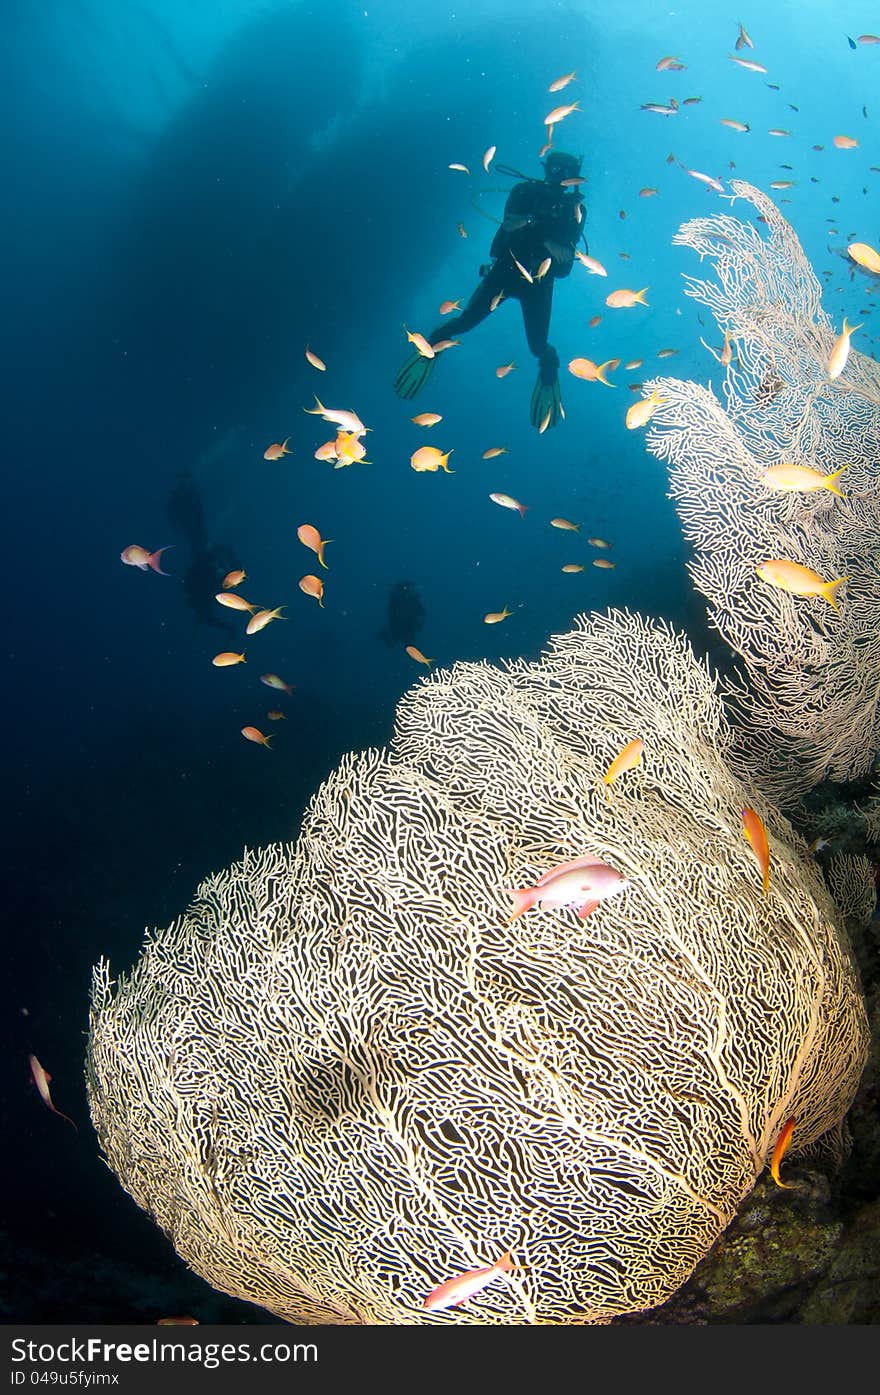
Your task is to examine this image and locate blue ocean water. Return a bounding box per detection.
[3,0,877,1322]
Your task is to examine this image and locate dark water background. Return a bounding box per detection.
[2,0,877,1322]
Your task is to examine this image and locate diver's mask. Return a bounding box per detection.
[543,151,582,185]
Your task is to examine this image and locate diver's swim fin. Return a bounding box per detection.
[393,348,437,400]
[530,365,564,431]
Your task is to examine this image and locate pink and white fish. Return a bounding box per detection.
[29,1054,77,1131]
[423,1251,517,1311]
[120,545,172,574]
[504,854,630,922]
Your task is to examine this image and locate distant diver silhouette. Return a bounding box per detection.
[379,581,426,648]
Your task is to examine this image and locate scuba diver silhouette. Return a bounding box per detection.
[394,150,586,430]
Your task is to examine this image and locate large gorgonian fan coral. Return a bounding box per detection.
[86,611,868,1324]
[642,181,880,806]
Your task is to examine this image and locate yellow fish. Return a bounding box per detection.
[484,605,512,624]
[827,316,861,378]
[625,388,666,429]
[761,463,846,497]
[404,326,435,359]
[756,559,848,609]
[212,652,246,667]
[482,446,508,459]
[847,241,880,273]
[411,446,454,473]
[602,738,644,797]
[561,563,584,573]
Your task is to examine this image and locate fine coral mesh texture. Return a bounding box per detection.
[644,181,880,806]
[87,610,868,1324]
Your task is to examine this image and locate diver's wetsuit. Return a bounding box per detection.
[425,177,584,381]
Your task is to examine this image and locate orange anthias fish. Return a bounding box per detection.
[439,300,462,315]
[568,357,617,386]
[602,738,644,798]
[496,361,516,377]
[482,446,508,459]
[246,605,286,635]
[241,726,272,748]
[212,652,246,667]
[423,1252,517,1312]
[575,252,607,276]
[411,446,454,473]
[263,437,293,460]
[299,574,324,607]
[761,463,846,497]
[484,605,512,624]
[297,523,333,568]
[551,517,580,531]
[741,807,771,893]
[406,645,432,667]
[755,560,848,609]
[625,388,666,429]
[548,70,576,93]
[412,412,443,427]
[827,316,861,378]
[505,854,629,922]
[305,345,326,371]
[405,326,435,359]
[120,545,173,574]
[606,286,649,308]
[222,569,246,588]
[29,1055,77,1130]
[544,101,581,126]
[848,242,880,274]
[769,1116,796,1188]
[216,591,258,613]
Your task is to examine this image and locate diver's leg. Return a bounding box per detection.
[395,264,508,399]
[523,282,564,429]
[426,262,508,344]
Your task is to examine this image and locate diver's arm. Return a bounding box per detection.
[543,198,584,277]
[489,183,537,258]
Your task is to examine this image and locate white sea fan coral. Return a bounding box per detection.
[643,181,880,806]
[825,853,877,930]
[86,610,868,1324]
